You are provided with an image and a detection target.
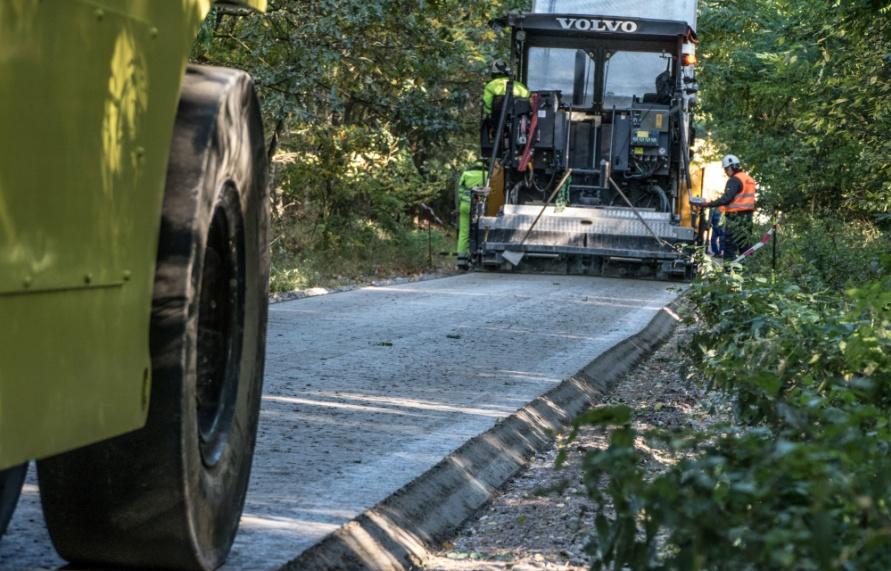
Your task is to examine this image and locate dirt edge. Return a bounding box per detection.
[279,301,683,571]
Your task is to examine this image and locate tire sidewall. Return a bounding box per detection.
[0,464,27,539]
[181,72,268,569]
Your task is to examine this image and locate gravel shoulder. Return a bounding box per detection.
[424,315,731,571]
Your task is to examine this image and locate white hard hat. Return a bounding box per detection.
[722,155,741,170]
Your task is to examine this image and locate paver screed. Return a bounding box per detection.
[0,273,680,570]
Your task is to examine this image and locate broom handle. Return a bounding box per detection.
[516,169,573,247]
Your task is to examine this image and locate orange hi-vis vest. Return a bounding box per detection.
[722,171,757,213]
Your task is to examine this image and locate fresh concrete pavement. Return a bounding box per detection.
[0,273,681,570]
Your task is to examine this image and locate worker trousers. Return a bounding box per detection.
[723,211,753,260]
[457,189,472,256]
[710,224,725,257]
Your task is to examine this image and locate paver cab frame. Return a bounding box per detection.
[474,3,702,279]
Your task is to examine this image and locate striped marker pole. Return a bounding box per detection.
[733,222,779,264]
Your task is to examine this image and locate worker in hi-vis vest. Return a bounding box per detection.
[701,155,757,259]
[456,161,488,268]
[482,60,530,117]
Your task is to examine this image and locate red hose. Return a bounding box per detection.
[518,94,540,173]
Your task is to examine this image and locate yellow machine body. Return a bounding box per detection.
[0,0,266,470]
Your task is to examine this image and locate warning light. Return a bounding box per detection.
[682,43,697,67]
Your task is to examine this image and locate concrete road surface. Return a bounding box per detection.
[0,273,680,570]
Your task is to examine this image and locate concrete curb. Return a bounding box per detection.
[280,302,683,571]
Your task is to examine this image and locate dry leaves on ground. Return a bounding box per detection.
[424,320,732,571]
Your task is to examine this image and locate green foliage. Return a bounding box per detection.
[269,221,452,292]
[577,226,891,569]
[746,219,887,291]
[698,0,891,219]
[192,1,528,282]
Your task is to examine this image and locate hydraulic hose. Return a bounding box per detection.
[678,111,694,202]
[651,184,670,213]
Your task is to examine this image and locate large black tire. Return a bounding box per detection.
[36,65,269,570]
[0,464,27,540]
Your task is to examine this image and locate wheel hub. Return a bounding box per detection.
[196,183,246,468]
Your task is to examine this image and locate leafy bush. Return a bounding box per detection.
[269,218,452,292]
[745,218,888,292]
[699,0,891,219]
[576,229,891,570]
[194,1,529,275]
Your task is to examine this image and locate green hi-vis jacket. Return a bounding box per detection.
[459,167,487,194]
[483,77,530,115]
